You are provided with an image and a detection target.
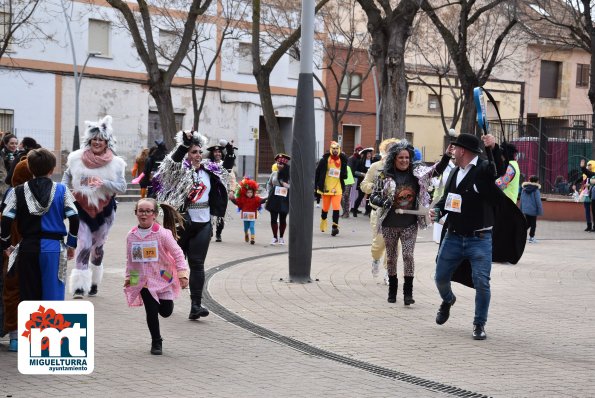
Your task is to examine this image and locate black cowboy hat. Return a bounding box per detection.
[207,145,226,152]
[451,133,482,154]
[274,153,291,164]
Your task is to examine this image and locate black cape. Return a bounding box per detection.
[441,186,528,288]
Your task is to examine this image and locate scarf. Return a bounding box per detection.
[82,148,114,169]
[329,154,341,168]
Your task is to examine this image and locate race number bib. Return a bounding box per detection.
[328,168,340,178]
[444,193,462,213]
[80,175,100,189]
[275,186,288,197]
[242,211,256,220]
[131,241,159,262]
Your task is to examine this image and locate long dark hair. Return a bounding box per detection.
[277,164,290,183]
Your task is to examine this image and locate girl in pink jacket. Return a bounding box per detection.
[124,198,189,355]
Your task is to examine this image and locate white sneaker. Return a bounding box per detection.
[315,203,320,208]
[371,259,380,277]
[270,238,278,245]
[529,237,537,243]
[278,238,285,245]
[383,271,390,286]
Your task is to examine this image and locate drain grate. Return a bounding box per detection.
[203,246,491,398]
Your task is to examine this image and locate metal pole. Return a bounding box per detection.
[288,0,315,282]
[372,63,381,150]
[73,52,100,151]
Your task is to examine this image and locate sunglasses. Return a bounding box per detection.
[135,209,155,215]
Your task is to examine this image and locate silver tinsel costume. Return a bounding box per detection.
[153,131,231,213]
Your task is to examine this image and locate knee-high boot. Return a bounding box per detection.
[387,275,398,303]
[403,276,415,305]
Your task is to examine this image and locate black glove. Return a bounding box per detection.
[182,131,193,147]
[226,142,235,157]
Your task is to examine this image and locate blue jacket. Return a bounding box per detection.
[520,182,543,216]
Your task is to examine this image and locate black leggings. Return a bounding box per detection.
[140,288,173,341]
[215,217,224,236]
[269,211,288,238]
[525,215,537,238]
[182,221,212,303]
[353,187,366,211]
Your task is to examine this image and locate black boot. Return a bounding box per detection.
[351,208,358,217]
[585,223,592,232]
[403,276,415,305]
[151,338,163,355]
[189,298,210,320]
[387,275,398,303]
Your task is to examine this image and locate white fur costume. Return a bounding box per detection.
[64,115,126,295]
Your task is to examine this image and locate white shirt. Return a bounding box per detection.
[187,168,211,223]
[456,156,479,193]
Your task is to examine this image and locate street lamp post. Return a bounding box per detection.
[73,51,101,151]
[288,0,315,282]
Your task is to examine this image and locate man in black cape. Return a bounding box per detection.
[430,133,527,341]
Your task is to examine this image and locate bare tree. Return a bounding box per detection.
[251,0,330,155]
[420,0,519,135]
[0,0,43,60]
[313,0,373,141]
[520,0,595,157]
[105,0,213,149]
[408,12,464,138]
[156,0,248,130]
[355,0,420,140]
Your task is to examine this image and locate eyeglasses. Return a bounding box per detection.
[135,209,155,215]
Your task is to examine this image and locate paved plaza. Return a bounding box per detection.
[1,202,594,397]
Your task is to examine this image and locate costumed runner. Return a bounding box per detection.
[370,140,451,305]
[152,130,228,320]
[315,141,348,236]
[64,115,127,298]
[204,139,236,242]
[431,87,527,340]
[359,138,399,278]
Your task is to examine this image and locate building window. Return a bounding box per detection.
[408,90,413,102]
[428,94,441,112]
[0,109,14,133]
[0,11,12,52]
[486,101,500,120]
[88,19,111,57]
[237,42,252,75]
[539,60,561,98]
[340,73,362,98]
[576,63,589,88]
[405,132,414,145]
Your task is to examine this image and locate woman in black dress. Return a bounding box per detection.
[265,154,290,245]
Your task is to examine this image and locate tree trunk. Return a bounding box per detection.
[459,80,480,137]
[363,0,419,141]
[150,82,178,150]
[332,116,339,142]
[460,93,477,136]
[254,70,286,155]
[191,71,199,131]
[381,22,410,139]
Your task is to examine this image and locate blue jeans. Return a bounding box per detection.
[435,231,492,326]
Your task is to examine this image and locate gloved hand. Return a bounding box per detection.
[183,130,194,146]
[226,141,235,156]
